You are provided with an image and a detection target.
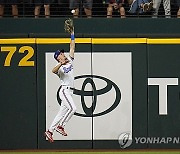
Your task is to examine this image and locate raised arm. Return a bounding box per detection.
[52,63,61,74]
[69,30,75,59]
[64,18,75,58]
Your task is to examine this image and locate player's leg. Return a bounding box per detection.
[56,88,76,136]
[44,88,69,142]
[46,88,76,137]
[163,0,170,17]
[54,105,71,136]
[59,89,76,127]
[48,103,68,132]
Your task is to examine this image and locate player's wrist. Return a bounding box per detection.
[71,34,75,40]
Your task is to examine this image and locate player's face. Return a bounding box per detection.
[57,52,67,62]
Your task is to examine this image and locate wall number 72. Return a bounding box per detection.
[1,46,35,66]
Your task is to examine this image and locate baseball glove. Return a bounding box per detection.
[64,18,74,33]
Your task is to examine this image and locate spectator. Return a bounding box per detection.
[33,0,51,18]
[0,0,19,18]
[152,0,171,18]
[129,0,153,14]
[176,0,180,17]
[106,0,126,18]
[69,0,93,18]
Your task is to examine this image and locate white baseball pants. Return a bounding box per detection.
[49,86,76,133]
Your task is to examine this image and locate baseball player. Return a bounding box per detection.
[44,25,76,143]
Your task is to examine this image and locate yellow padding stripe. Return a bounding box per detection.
[92,38,147,44]
[1,38,180,44]
[0,38,36,44]
[147,39,180,44]
[36,38,91,44]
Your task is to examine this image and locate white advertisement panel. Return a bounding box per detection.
[92,52,132,140]
[45,52,132,141]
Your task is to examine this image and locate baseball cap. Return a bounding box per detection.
[54,49,64,61]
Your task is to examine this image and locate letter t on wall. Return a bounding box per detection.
[148,78,178,115]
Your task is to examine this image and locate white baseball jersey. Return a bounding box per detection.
[56,56,74,88]
[48,55,76,132]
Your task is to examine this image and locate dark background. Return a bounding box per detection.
[1,0,179,18]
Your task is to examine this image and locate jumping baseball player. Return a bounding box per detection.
[44,19,76,143]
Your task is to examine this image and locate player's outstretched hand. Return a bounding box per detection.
[64,18,74,34]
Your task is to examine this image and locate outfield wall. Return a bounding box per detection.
[0,38,180,149]
[1,18,180,35]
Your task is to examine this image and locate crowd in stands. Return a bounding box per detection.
[0,0,179,18]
